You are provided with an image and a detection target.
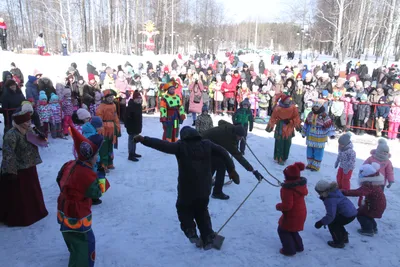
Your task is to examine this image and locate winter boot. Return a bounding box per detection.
[108,165,115,170]
[357,229,374,237]
[128,154,139,162]
[344,232,349,244]
[327,241,345,248]
[133,153,142,158]
[184,228,200,244]
[279,248,295,256]
[92,199,102,205]
[192,120,196,126]
[211,192,230,200]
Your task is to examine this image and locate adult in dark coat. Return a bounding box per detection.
[0,70,13,100]
[125,90,143,161]
[259,59,266,75]
[38,77,56,101]
[134,126,239,249]
[201,120,262,200]
[86,61,99,79]
[1,79,26,133]
[82,84,95,109]
[10,62,24,87]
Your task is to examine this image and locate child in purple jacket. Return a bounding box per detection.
[364,139,394,191]
[314,180,357,248]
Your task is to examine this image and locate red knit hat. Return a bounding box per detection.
[88,73,95,81]
[296,73,302,79]
[283,162,305,180]
[70,126,103,161]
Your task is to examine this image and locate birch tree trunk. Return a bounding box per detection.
[108,0,112,52]
[66,0,74,52]
[382,0,397,65]
[91,0,96,51]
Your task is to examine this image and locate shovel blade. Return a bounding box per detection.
[213,234,225,250]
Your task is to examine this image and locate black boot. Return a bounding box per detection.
[192,120,196,126]
[133,153,142,158]
[92,199,102,205]
[128,153,139,162]
[327,241,345,248]
[211,192,230,200]
[203,233,216,250]
[184,228,200,244]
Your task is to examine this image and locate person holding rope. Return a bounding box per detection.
[201,120,263,200]
[133,126,239,250]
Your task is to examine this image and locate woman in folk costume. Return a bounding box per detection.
[266,94,301,165]
[0,110,48,226]
[96,89,121,172]
[302,101,336,171]
[159,81,186,142]
[56,126,104,267]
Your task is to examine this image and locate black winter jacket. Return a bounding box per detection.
[201,120,253,171]
[354,102,371,121]
[125,99,143,135]
[1,87,26,127]
[142,127,235,201]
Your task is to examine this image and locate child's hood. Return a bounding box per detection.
[282,177,308,196]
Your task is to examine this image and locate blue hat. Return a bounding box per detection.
[50,93,59,102]
[39,91,47,101]
[90,116,103,129]
[322,90,329,97]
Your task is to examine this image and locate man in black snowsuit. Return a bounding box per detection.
[134,126,240,250]
[201,120,263,200]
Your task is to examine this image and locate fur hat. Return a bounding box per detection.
[70,126,103,162]
[90,116,103,129]
[50,93,59,103]
[312,101,323,108]
[39,91,47,101]
[21,101,34,115]
[283,162,305,181]
[315,180,338,198]
[33,69,42,77]
[12,110,31,125]
[103,89,117,98]
[338,132,352,146]
[359,162,381,178]
[234,125,246,137]
[77,108,91,121]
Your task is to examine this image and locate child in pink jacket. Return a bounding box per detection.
[388,96,400,140]
[340,95,355,132]
[363,139,394,191]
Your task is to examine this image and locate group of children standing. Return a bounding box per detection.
[276,134,393,256]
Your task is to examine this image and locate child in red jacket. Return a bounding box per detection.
[342,162,387,236]
[276,162,308,256]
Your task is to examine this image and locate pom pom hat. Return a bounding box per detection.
[283,162,305,180]
[70,126,103,162]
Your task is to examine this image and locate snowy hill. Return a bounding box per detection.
[0,51,400,267]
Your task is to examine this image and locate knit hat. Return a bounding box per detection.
[12,110,31,125]
[202,104,209,113]
[322,90,329,98]
[103,89,117,98]
[21,101,34,115]
[283,162,305,181]
[376,138,389,157]
[11,62,16,67]
[241,98,251,107]
[50,93,59,102]
[360,93,368,102]
[379,96,386,103]
[338,132,352,146]
[315,179,331,192]
[68,66,75,74]
[77,108,91,121]
[39,91,47,101]
[312,101,323,108]
[394,83,400,91]
[234,125,246,137]
[296,73,302,80]
[33,69,42,77]
[70,126,103,162]
[90,116,103,129]
[359,162,381,178]
[162,81,177,91]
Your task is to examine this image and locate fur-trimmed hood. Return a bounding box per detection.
[359,173,385,186]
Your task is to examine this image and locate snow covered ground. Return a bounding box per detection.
[0,51,400,267]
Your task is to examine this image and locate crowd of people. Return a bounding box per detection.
[0,51,397,265]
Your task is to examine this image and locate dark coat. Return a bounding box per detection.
[375,105,390,118]
[87,64,99,77]
[201,120,253,171]
[1,87,26,128]
[10,68,24,85]
[142,127,235,202]
[38,77,57,101]
[125,99,143,135]
[292,89,305,113]
[354,102,371,121]
[82,85,95,108]
[25,76,39,102]
[259,60,265,74]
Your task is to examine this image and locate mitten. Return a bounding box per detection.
[253,170,263,182]
[228,169,240,185]
[314,220,323,229]
[265,126,273,133]
[387,182,394,188]
[133,135,144,143]
[334,161,339,169]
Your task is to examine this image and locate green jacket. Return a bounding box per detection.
[232,108,254,131]
[201,120,253,171]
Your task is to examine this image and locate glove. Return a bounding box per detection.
[314,220,323,229]
[334,161,339,169]
[253,170,263,182]
[265,127,272,133]
[387,182,394,188]
[133,135,144,143]
[228,169,240,185]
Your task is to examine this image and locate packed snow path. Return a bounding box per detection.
[1,116,400,267]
